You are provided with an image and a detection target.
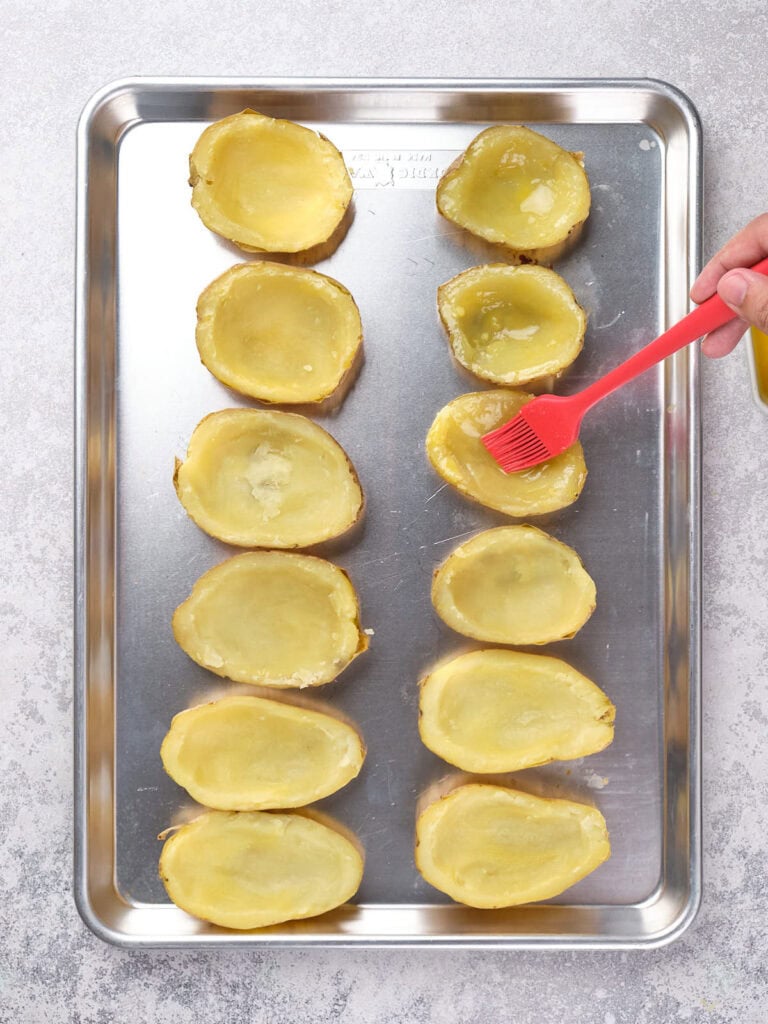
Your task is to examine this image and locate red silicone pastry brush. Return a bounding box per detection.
[483,256,768,473]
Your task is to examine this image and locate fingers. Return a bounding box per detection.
[700,268,768,359]
[700,317,748,359]
[717,267,768,332]
[691,213,768,303]
[691,214,768,358]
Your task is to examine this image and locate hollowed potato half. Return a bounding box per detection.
[189,110,353,253]
[172,551,368,687]
[419,649,614,773]
[415,783,610,908]
[196,263,362,405]
[431,525,596,645]
[174,409,363,548]
[425,390,586,516]
[436,125,590,263]
[437,265,586,385]
[161,695,366,810]
[160,809,363,929]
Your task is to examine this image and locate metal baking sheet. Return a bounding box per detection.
[75,78,701,948]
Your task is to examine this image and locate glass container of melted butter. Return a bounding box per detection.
[749,327,768,410]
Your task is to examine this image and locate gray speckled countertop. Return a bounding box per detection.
[3,1,768,1020]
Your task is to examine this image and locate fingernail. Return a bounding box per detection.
[719,271,749,307]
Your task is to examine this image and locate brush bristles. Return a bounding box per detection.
[482,415,552,473]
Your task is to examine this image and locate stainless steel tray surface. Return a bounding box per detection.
[75,78,701,948]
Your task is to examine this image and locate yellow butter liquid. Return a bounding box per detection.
[752,327,768,404]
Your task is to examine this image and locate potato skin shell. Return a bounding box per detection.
[194,263,363,405]
[172,551,369,688]
[435,127,590,264]
[436,265,587,386]
[189,110,353,254]
[425,390,588,516]
[414,783,610,908]
[160,694,367,809]
[417,649,615,773]
[159,809,364,929]
[173,408,365,549]
[430,525,597,645]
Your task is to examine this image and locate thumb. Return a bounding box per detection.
[718,269,768,333]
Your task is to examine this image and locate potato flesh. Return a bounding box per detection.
[426,390,586,516]
[415,784,610,908]
[196,263,362,404]
[431,525,596,644]
[419,650,614,772]
[437,126,590,251]
[190,111,352,253]
[160,810,363,929]
[161,696,365,809]
[172,552,367,687]
[174,409,363,548]
[438,265,586,384]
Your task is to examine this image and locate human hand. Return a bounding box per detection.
[690,213,768,357]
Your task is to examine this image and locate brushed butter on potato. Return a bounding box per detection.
[426,390,587,517]
[436,125,591,264]
[437,264,586,386]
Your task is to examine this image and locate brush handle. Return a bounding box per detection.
[574,256,768,412]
